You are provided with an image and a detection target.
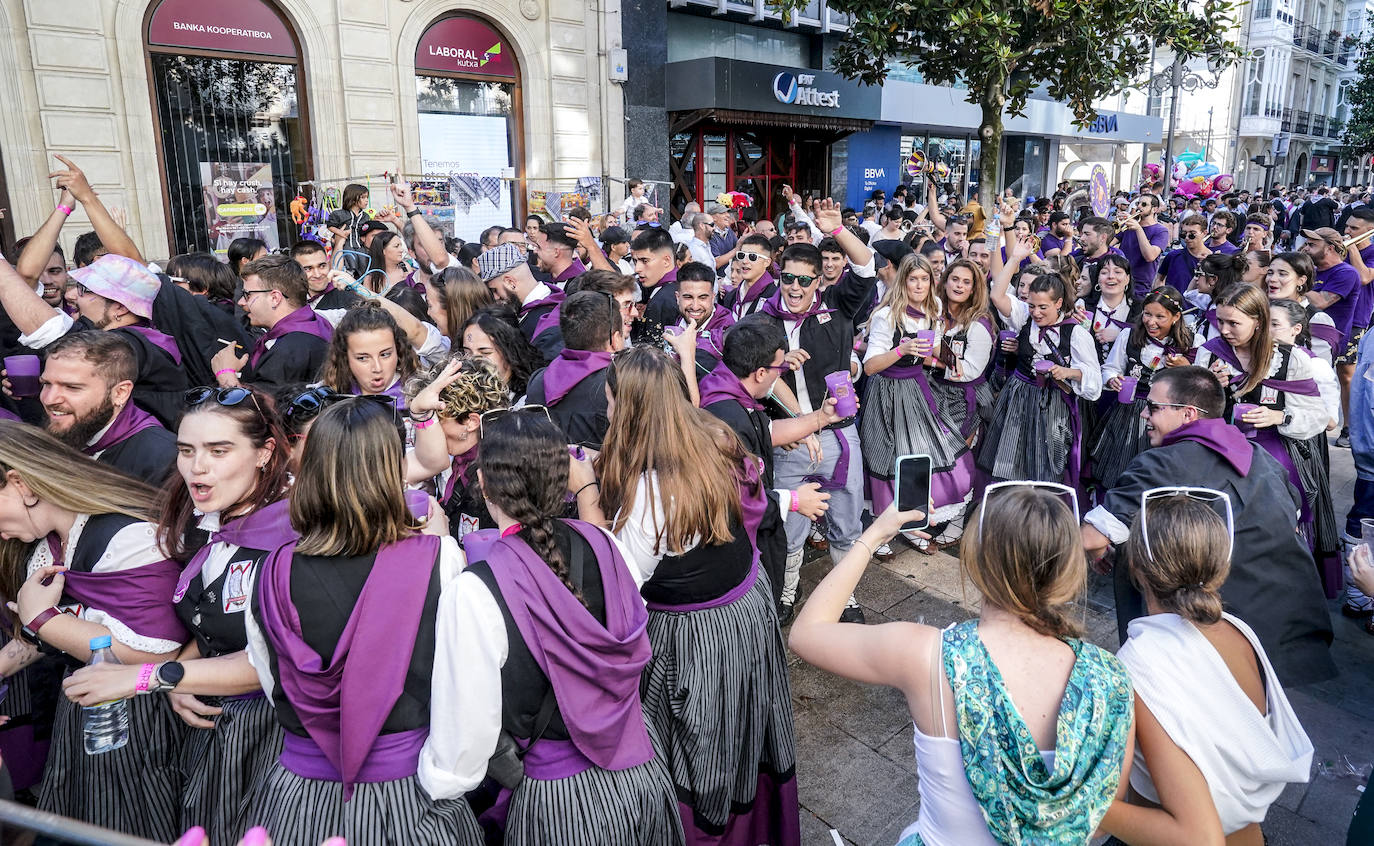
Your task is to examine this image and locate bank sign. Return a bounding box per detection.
[415,16,517,79]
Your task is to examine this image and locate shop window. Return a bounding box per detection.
[415,14,523,239]
[145,0,310,258]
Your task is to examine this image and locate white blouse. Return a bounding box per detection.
[999,298,1103,401]
[1193,344,1328,441]
[27,515,182,655]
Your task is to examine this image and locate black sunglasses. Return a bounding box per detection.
[185,386,260,411]
[282,386,344,426]
[779,272,819,287]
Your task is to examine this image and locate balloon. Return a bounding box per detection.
[1142,162,1163,179]
[1213,174,1235,192]
[1175,148,1205,165]
[1174,179,1200,197]
[1172,162,1190,180]
[1187,163,1219,179]
[1192,175,1209,185]
[1198,183,1214,198]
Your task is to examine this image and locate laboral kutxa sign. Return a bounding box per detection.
[416,16,517,79]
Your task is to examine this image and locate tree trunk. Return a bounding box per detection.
[978,101,1004,211]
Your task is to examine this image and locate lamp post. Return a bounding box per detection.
[1142,57,1222,204]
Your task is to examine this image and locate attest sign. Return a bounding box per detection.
[416,16,517,79]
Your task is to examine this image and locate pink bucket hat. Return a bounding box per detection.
[69,254,160,319]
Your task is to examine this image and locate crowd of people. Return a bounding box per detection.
[0,154,1364,845]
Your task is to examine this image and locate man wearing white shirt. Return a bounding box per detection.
[685,213,716,268]
[668,202,701,245]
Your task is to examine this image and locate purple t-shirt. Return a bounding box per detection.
[1314,261,1362,345]
[1158,248,1204,292]
[1040,233,1067,255]
[1117,223,1171,297]
[1355,244,1374,330]
[1206,238,1240,255]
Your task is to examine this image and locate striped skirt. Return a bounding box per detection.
[641,572,800,842]
[251,763,483,846]
[1090,397,1150,490]
[180,695,282,845]
[859,374,970,478]
[505,755,685,845]
[39,692,185,842]
[976,376,1075,483]
[928,377,995,441]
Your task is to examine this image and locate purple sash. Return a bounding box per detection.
[123,325,183,365]
[688,307,735,359]
[84,402,163,456]
[542,349,612,406]
[1309,320,1341,351]
[552,258,587,286]
[256,533,440,799]
[735,271,776,314]
[483,520,652,772]
[172,500,296,602]
[350,377,407,411]
[1203,338,1322,397]
[45,533,189,644]
[280,727,427,785]
[806,425,853,492]
[250,307,335,368]
[1159,417,1253,476]
[880,363,949,434]
[760,289,833,324]
[698,362,763,411]
[442,448,478,505]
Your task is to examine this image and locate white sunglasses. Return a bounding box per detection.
[978,481,1080,543]
[1139,486,1234,563]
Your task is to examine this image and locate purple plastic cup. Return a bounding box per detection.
[1117,376,1139,404]
[1231,402,1259,434]
[4,355,40,398]
[1033,359,1054,386]
[825,371,858,418]
[915,328,936,351]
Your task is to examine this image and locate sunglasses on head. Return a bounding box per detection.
[185,386,261,412]
[780,272,818,287]
[977,481,1079,545]
[1139,486,1234,563]
[736,251,765,263]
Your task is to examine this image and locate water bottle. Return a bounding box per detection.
[82,635,129,755]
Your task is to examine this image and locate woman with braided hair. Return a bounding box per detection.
[419,409,682,845]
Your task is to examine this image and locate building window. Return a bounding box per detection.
[145,0,311,258]
[415,14,523,239]
[667,14,809,65]
[1244,52,1266,116]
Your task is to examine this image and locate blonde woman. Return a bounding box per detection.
[860,254,968,548]
[0,422,187,841]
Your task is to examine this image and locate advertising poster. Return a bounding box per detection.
[418,112,514,240]
[200,161,279,260]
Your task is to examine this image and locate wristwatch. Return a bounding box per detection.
[406,209,423,218]
[149,661,185,693]
[21,606,62,644]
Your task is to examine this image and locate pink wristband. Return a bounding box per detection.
[828,226,843,237]
[790,490,800,512]
[56,205,74,217]
[413,415,437,430]
[135,663,156,693]
[215,368,237,378]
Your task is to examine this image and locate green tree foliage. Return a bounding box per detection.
[1342,28,1374,158]
[769,0,1242,206]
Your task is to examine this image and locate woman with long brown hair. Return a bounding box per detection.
[1194,283,1334,589]
[596,345,800,845]
[244,398,482,845]
[426,266,492,344]
[0,421,187,841]
[63,386,294,845]
[317,305,421,410]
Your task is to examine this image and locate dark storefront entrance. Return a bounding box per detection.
[666,58,878,220]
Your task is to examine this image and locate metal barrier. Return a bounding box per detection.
[0,800,162,846]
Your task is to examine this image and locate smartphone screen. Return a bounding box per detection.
[894,454,932,530]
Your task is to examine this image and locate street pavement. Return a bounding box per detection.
[786,445,1374,845]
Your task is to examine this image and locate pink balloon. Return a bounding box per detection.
[1175,179,1200,197]
[1214,174,1234,192]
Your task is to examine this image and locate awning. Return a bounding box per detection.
[670,108,873,136]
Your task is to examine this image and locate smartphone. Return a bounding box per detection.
[893,454,932,530]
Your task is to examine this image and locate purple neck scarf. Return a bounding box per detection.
[256,533,440,799]
[1159,417,1253,476]
[521,286,566,319]
[738,271,775,307]
[443,447,478,505]
[251,307,335,368]
[123,325,182,365]
[45,531,189,643]
[686,307,735,358]
[542,349,612,406]
[552,258,588,285]
[172,499,296,602]
[1202,338,1321,398]
[350,376,407,410]
[760,290,833,324]
[484,520,653,771]
[698,361,763,411]
[84,402,163,456]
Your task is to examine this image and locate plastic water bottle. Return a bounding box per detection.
[82,635,129,755]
